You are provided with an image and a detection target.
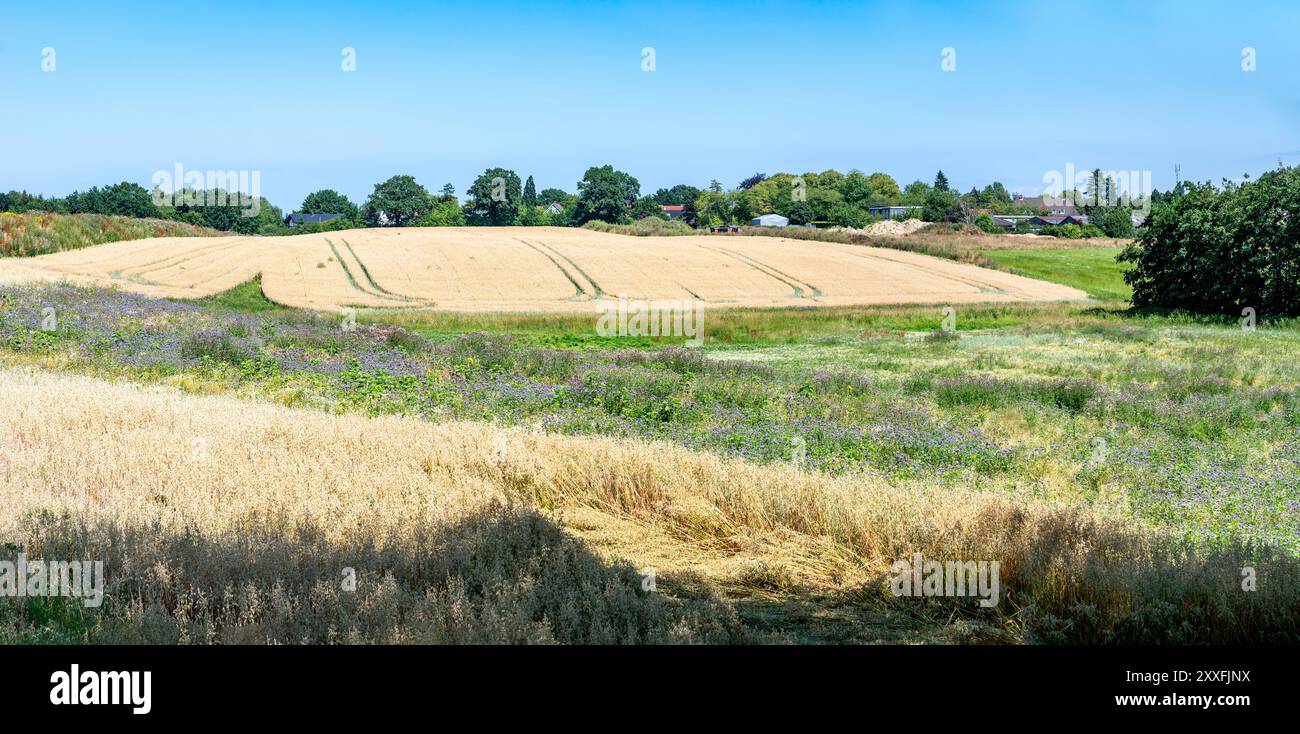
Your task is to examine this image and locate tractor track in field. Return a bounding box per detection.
[325,239,413,304]
[515,238,592,300]
[340,239,426,302]
[698,244,819,299]
[118,239,254,279]
[527,239,605,299]
[846,250,1008,294]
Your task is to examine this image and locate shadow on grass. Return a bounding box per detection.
[1,503,749,644]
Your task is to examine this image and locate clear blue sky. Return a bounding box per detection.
[2,0,1297,208]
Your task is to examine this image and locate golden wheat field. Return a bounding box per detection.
[0,227,1087,312]
[2,366,1294,643]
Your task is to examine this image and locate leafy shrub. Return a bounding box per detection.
[583,218,695,236]
[1119,165,1300,315]
[181,329,259,365]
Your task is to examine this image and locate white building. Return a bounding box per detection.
[751,213,789,227]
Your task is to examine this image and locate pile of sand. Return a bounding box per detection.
[844,219,929,237]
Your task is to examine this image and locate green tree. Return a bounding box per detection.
[922,187,961,222]
[650,184,701,206]
[632,197,665,219]
[465,168,522,226]
[522,176,537,207]
[901,180,931,205]
[539,188,568,207]
[693,189,733,226]
[865,172,902,202]
[981,181,1012,207]
[66,182,160,218]
[300,190,359,222]
[363,175,432,226]
[933,170,950,192]
[575,165,640,224]
[828,202,868,228]
[786,200,814,226]
[1120,166,1300,314]
[411,200,466,227]
[651,184,702,224]
[842,171,872,206]
[1096,207,1135,238]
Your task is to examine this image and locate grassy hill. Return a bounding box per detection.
[0,211,225,257]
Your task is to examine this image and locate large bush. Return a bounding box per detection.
[1119,166,1300,315]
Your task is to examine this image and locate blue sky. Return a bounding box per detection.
[2,0,1297,208]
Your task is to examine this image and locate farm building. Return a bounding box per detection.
[545,202,564,215]
[751,213,789,227]
[287,213,344,227]
[1030,214,1089,226]
[660,205,687,220]
[867,205,921,219]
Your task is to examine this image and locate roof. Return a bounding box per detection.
[660,205,685,212]
[289,213,344,224]
[1032,214,1089,226]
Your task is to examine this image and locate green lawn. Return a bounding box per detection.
[982,246,1132,302]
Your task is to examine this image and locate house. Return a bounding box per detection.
[1012,195,1079,216]
[1030,214,1089,227]
[660,204,686,220]
[983,214,1038,231]
[545,202,564,215]
[867,205,921,219]
[288,212,344,227]
[751,213,789,227]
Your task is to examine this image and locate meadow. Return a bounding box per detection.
[2,240,1297,642]
[0,212,222,258]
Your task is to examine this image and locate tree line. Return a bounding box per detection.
[1,165,1152,238]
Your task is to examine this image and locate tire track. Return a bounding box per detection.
[697,244,812,299]
[325,239,412,304]
[526,239,605,298]
[340,239,427,303]
[514,238,590,300]
[121,239,254,278]
[715,246,823,297]
[846,249,1008,295]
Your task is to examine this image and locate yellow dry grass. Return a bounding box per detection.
[0,227,1088,312]
[3,367,1294,643]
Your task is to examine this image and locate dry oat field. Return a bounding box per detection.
[0,227,1087,312]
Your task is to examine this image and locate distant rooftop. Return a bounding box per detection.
[288,213,344,225]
